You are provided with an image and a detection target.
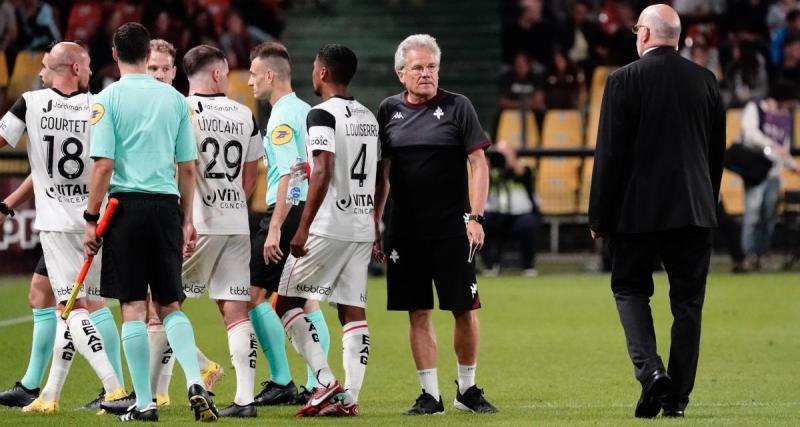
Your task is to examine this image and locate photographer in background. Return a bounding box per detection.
[482,140,539,277]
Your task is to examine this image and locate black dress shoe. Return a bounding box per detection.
[662,409,685,418]
[635,370,671,418]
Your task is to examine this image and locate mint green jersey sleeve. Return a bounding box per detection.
[269,122,302,177]
[89,90,116,159]
[174,97,197,162]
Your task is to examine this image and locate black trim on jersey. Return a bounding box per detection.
[8,97,26,121]
[306,108,336,131]
[192,92,226,98]
[49,88,85,98]
[250,115,260,137]
[331,95,355,101]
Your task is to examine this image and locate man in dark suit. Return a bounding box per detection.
[588,4,725,420]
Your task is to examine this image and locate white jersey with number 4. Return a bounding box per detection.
[186,94,263,235]
[0,89,93,233]
[306,96,380,243]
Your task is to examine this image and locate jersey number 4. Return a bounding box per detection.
[350,143,367,187]
[44,135,84,179]
[201,137,242,182]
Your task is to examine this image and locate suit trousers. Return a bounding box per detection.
[609,226,713,411]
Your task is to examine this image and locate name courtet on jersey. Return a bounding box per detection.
[40,116,89,133]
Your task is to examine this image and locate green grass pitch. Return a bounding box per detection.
[0,271,798,425]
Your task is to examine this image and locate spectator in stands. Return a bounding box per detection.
[0,0,17,52]
[88,8,125,92]
[767,0,799,34]
[721,40,769,108]
[149,10,184,51]
[482,140,539,277]
[181,8,221,52]
[498,51,546,123]
[544,49,584,109]
[558,0,605,84]
[684,39,719,76]
[717,201,749,273]
[13,0,61,51]
[502,0,555,64]
[770,10,800,65]
[219,8,256,69]
[740,80,800,270]
[606,1,639,66]
[727,0,770,39]
[673,0,726,20]
[778,36,800,85]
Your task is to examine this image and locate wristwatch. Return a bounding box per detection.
[0,202,14,217]
[467,214,485,225]
[83,210,100,223]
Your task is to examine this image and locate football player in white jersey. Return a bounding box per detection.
[181,45,264,418]
[275,44,385,417]
[143,39,223,407]
[0,42,130,413]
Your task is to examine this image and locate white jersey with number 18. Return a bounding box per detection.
[186,94,263,235]
[0,88,93,233]
[306,96,380,243]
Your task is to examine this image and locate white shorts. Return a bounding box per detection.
[182,234,251,301]
[40,231,103,302]
[278,235,371,308]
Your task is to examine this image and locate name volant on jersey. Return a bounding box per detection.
[40,117,88,133]
[345,123,378,137]
[202,188,245,209]
[45,183,89,204]
[196,117,246,136]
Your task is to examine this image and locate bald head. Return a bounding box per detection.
[635,4,681,57]
[47,42,92,92]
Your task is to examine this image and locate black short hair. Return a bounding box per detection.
[113,22,150,64]
[183,45,226,77]
[769,79,798,102]
[316,44,357,85]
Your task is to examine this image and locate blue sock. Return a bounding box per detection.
[121,321,152,410]
[248,302,291,386]
[20,308,57,390]
[90,307,125,388]
[304,310,330,390]
[163,311,203,389]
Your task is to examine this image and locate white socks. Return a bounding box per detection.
[148,322,175,397]
[342,321,369,404]
[66,309,121,394]
[227,320,256,406]
[40,312,75,401]
[457,363,476,393]
[417,368,440,400]
[282,308,335,387]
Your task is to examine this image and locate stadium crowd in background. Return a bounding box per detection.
[501,0,800,118]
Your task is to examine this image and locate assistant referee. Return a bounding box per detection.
[83,23,218,422]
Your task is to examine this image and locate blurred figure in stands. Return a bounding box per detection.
[482,140,539,277]
[544,49,584,109]
[498,51,545,127]
[721,40,769,108]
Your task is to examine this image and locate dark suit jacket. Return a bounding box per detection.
[589,46,726,234]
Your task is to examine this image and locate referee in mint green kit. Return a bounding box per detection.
[83,23,218,423]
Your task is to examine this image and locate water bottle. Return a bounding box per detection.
[286,157,304,206]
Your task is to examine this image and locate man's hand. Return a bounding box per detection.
[183,222,197,258]
[590,228,599,240]
[83,222,101,258]
[372,222,384,263]
[290,228,309,258]
[290,162,308,180]
[466,220,484,250]
[0,212,6,226]
[264,227,283,264]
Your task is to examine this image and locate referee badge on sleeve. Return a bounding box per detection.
[90,103,105,125]
[271,124,293,145]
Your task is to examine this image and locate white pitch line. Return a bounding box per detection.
[518,401,800,409]
[0,301,120,328]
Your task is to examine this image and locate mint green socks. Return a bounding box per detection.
[20,307,56,390]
